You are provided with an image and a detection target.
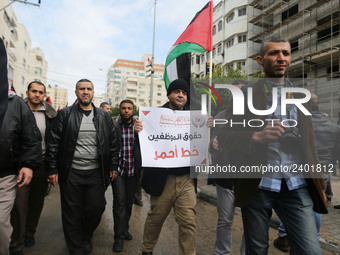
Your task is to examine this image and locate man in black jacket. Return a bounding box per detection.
[23,81,57,248]
[0,91,42,255]
[138,79,196,255]
[112,100,142,252]
[47,79,119,255]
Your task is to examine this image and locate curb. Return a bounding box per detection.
[197,185,340,254]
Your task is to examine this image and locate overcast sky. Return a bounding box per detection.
[12,0,214,103]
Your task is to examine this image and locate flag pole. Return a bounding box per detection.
[149,0,157,107]
[206,51,213,168]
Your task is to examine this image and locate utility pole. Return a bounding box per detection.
[149,0,156,107]
[0,0,40,12]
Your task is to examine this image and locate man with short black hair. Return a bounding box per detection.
[218,36,327,255]
[100,102,111,115]
[47,79,119,255]
[22,81,57,248]
[139,78,196,255]
[112,99,142,252]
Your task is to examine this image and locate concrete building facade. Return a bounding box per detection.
[46,84,68,110]
[248,0,339,119]
[106,54,167,107]
[191,0,256,78]
[0,0,47,98]
[28,47,48,85]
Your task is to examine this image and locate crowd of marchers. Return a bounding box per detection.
[1,35,340,255]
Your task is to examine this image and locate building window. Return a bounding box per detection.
[227,38,234,48]
[218,20,222,31]
[134,72,137,75]
[238,34,247,43]
[157,85,162,88]
[196,55,200,64]
[317,12,339,43]
[191,58,194,65]
[35,67,41,75]
[226,12,234,23]
[24,41,27,50]
[291,41,299,52]
[139,83,145,87]
[139,73,145,76]
[139,91,145,94]
[114,81,120,84]
[282,4,298,21]
[212,48,216,57]
[115,70,121,73]
[201,55,205,63]
[157,93,161,96]
[213,25,216,35]
[114,75,121,78]
[217,44,222,54]
[238,7,246,16]
[157,100,161,104]
[23,58,26,68]
[139,99,144,102]
[110,71,114,78]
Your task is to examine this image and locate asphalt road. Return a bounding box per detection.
[22,184,333,255]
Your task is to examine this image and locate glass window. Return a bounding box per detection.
[115,70,121,73]
[114,81,120,84]
[139,73,145,76]
[201,55,205,63]
[110,71,114,78]
[139,91,145,94]
[218,20,222,31]
[217,44,222,54]
[238,34,247,43]
[238,7,246,16]
[139,83,145,86]
[227,38,234,48]
[226,12,234,23]
[114,75,121,78]
[212,48,216,57]
[157,93,161,96]
[213,25,216,35]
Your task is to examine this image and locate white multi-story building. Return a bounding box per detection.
[0,0,47,98]
[28,47,48,85]
[46,85,68,110]
[192,0,257,78]
[93,94,107,108]
[106,54,167,107]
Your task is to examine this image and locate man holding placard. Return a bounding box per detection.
[136,79,196,255]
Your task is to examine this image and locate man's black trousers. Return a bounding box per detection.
[59,169,106,255]
[112,175,138,240]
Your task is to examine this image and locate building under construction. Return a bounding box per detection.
[248,0,339,119]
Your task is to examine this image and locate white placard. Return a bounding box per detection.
[139,107,208,168]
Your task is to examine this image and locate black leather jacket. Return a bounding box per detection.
[46,103,119,183]
[0,94,42,177]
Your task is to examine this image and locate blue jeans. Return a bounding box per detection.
[278,174,329,237]
[241,184,321,255]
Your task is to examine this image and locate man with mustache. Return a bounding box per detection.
[47,79,119,255]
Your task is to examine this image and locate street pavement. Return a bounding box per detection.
[20,182,334,255]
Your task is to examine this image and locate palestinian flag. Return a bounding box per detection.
[164,1,213,89]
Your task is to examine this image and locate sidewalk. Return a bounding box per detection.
[197,175,340,254]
